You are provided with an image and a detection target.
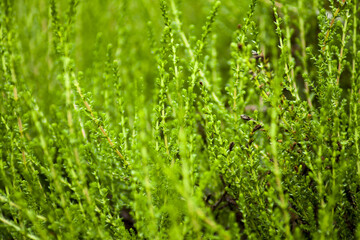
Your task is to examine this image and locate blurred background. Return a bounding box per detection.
[11,0,326,114]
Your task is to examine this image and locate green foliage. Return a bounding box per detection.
[1,0,360,239]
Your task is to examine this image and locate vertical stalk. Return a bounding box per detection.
[336,10,350,85]
[271,0,299,100]
[351,0,360,175]
[298,0,313,108]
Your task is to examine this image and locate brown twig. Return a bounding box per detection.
[74,79,129,167]
[322,0,347,52]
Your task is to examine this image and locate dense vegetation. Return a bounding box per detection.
[1,0,359,239]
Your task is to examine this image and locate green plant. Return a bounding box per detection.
[0,0,359,239]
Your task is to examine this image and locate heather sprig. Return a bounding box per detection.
[1,0,360,239]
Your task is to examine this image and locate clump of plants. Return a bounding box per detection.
[1,0,359,239]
